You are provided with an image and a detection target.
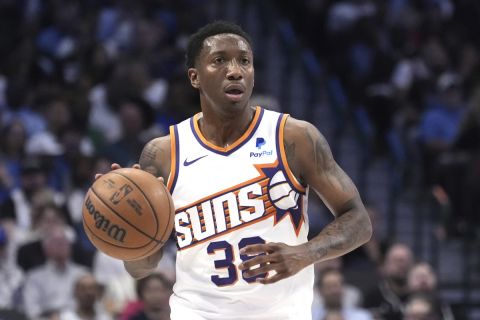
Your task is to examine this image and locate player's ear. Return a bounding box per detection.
[188,68,200,89]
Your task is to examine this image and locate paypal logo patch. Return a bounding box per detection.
[250,150,273,158]
[256,137,266,149]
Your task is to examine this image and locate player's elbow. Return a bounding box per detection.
[360,211,373,245]
[123,262,154,280]
[125,267,154,280]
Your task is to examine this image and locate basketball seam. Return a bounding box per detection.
[83,220,162,260]
[90,187,162,243]
[112,172,160,239]
[113,171,171,241]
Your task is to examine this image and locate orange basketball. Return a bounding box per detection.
[82,168,174,261]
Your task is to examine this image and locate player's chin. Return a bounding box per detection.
[219,100,246,114]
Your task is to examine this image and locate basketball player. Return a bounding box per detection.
[111,21,372,319]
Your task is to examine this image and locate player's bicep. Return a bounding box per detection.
[300,123,359,215]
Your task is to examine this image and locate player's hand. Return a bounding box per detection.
[94,163,125,180]
[94,163,164,183]
[238,242,310,284]
[123,247,164,279]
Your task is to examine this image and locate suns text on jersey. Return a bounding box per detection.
[175,178,273,250]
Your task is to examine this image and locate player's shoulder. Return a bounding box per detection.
[145,134,171,152]
[140,134,172,179]
[282,116,332,167]
[283,116,318,142]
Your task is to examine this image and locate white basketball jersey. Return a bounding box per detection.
[167,107,314,320]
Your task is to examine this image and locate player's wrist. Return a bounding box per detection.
[123,260,154,279]
[304,241,327,265]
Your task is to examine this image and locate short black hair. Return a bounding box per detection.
[185,20,253,68]
[136,273,173,300]
[316,267,343,288]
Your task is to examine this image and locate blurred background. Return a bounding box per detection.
[0,0,479,319]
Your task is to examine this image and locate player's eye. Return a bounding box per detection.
[241,57,250,65]
[213,57,225,64]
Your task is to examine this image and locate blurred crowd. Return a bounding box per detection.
[0,0,206,319]
[0,0,477,319]
[311,243,458,320]
[280,0,480,241]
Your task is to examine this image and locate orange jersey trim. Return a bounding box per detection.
[278,115,307,192]
[192,106,262,153]
[167,125,178,192]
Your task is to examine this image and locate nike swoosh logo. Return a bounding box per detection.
[183,155,208,166]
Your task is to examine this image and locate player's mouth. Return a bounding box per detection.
[224,84,245,102]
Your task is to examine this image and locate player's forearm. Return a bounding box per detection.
[123,248,163,279]
[304,203,372,265]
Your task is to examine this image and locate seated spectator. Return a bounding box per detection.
[313,258,364,309]
[24,96,94,193]
[102,97,157,167]
[22,225,88,319]
[16,204,93,272]
[0,225,23,310]
[0,156,64,233]
[25,96,93,158]
[364,243,415,320]
[403,294,438,320]
[0,119,27,192]
[432,85,480,239]
[407,263,454,320]
[59,273,112,320]
[123,273,173,320]
[94,251,137,317]
[98,242,176,318]
[313,266,373,320]
[420,72,466,185]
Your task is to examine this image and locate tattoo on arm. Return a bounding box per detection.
[296,124,372,264]
[284,140,296,169]
[307,197,370,262]
[304,127,352,193]
[284,138,307,186]
[139,141,162,177]
[320,200,359,249]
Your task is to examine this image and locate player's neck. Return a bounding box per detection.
[199,105,256,148]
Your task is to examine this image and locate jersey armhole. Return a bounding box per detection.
[167,125,179,193]
[276,114,307,193]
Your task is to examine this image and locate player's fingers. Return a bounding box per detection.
[111,163,122,170]
[238,254,274,271]
[132,163,141,169]
[158,177,165,183]
[94,173,102,180]
[242,263,277,278]
[239,243,273,255]
[257,272,285,285]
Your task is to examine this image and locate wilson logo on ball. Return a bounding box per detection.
[84,196,127,242]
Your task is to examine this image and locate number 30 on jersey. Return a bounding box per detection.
[207,236,266,286]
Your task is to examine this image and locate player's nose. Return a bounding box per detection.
[226,60,243,80]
